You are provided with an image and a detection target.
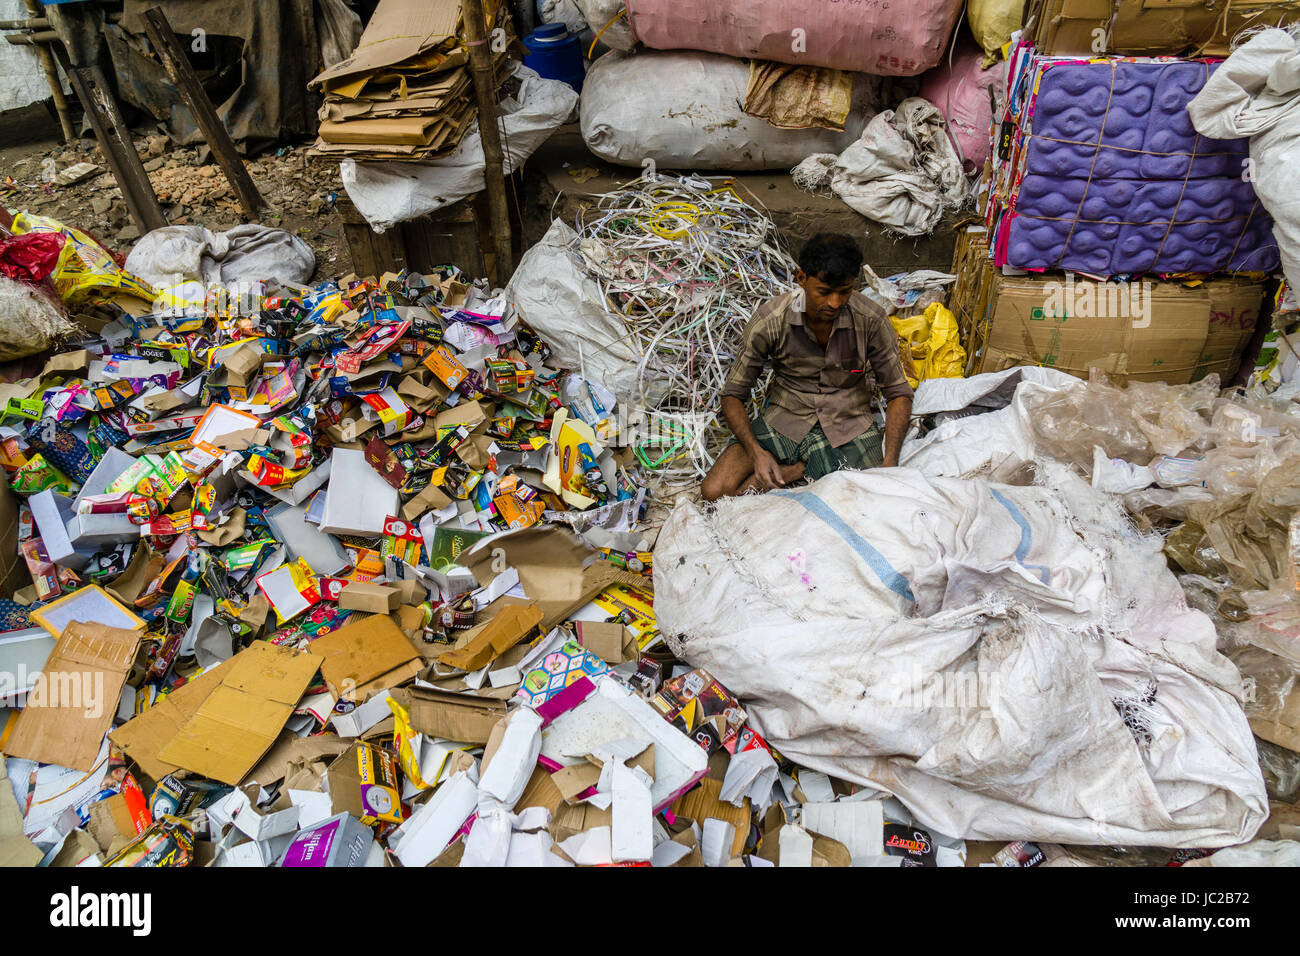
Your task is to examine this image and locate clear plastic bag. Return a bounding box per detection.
[1227,646,1299,721]
[1021,379,1153,470]
[1257,737,1300,803]
[1237,590,1300,669]
[1125,377,1218,458]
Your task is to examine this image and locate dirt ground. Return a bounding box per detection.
[0,101,355,279]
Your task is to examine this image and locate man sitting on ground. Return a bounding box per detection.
[701,233,913,501]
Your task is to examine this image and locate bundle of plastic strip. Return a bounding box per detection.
[571,173,796,489]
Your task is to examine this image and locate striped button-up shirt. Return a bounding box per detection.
[721,289,912,447]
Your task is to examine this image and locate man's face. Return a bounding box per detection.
[796,270,855,323]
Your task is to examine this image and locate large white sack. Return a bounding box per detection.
[654,468,1267,846]
[1188,27,1300,295]
[1184,839,1300,867]
[581,50,869,171]
[901,370,1080,478]
[539,0,588,33]
[342,64,578,232]
[505,219,643,406]
[125,224,315,286]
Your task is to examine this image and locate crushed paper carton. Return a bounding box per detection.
[574,620,638,665]
[387,685,506,745]
[437,602,543,672]
[153,643,321,786]
[326,741,405,827]
[541,677,709,812]
[308,614,423,703]
[515,639,610,708]
[2,622,143,772]
[652,668,747,755]
[338,581,401,614]
[280,812,374,867]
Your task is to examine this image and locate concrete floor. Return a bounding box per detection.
[521,126,968,275]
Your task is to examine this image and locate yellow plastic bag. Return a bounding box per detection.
[890,303,967,388]
[9,212,156,305]
[968,0,1023,63]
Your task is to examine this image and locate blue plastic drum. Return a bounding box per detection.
[523,23,585,93]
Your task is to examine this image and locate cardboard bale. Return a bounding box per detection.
[952,236,1265,385]
[1029,0,1300,58]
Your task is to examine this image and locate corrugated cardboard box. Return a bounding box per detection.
[951,231,1264,384]
[308,613,423,702]
[338,581,401,614]
[1028,0,1300,57]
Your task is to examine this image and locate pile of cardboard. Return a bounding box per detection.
[949,228,1266,384]
[309,0,513,161]
[1025,0,1300,58]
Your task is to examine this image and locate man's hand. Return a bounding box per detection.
[882,394,913,467]
[751,447,787,490]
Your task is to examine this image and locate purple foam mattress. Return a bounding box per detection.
[1003,59,1279,275]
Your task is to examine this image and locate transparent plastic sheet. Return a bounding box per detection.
[1178,574,1239,641]
[1022,375,1300,490]
[1019,377,1160,471]
[1256,738,1300,803]
[1237,590,1300,668]
[1173,456,1300,593]
[1226,646,1299,722]
[1125,377,1220,458]
[1051,845,1177,867]
[1122,486,1215,523]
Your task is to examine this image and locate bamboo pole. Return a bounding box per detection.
[21,0,73,144]
[461,0,514,287]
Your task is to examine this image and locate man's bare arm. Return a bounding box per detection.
[881,395,912,467]
[722,396,786,488]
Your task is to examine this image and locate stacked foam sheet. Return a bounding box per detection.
[986,45,1280,277]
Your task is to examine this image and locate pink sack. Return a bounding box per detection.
[624,0,964,77]
[919,43,1006,174]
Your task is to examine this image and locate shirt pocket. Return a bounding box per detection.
[821,364,866,390]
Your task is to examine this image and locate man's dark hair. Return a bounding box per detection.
[798,233,863,285]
